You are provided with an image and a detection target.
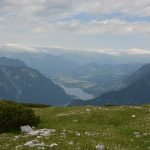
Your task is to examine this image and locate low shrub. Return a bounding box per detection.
[21,103,51,108]
[104,104,118,107]
[0,100,39,133]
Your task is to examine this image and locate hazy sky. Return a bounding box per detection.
[0,0,150,52]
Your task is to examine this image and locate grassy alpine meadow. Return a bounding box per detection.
[0,105,150,150]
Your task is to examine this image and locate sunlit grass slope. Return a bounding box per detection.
[0,106,150,150]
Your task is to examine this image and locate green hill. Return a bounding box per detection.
[0,106,150,149]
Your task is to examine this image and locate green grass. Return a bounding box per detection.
[0,106,150,149]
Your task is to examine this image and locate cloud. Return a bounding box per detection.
[0,0,149,49]
[1,43,150,57]
[121,48,150,56]
[3,1,149,35]
[2,43,37,53]
[84,0,150,17]
[0,0,150,28]
[75,48,150,56]
[33,19,150,36]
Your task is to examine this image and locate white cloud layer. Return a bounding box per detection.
[1,0,150,19]
[0,0,150,50]
[33,19,150,36]
[0,0,150,28]
[4,43,37,53]
[1,43,150,57]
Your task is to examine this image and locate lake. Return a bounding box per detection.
[60,85,94,100]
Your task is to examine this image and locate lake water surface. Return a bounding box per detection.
[60,85,94,100]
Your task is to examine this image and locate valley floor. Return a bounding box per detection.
[0,106,150,150]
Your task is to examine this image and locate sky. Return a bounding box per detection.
[0,0,150,54]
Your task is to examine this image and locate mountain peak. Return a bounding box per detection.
[0,57,26,67]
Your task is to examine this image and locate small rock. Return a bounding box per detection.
[14,135,20,139]
[86,109,91,112]
[24,140,45,147]
[21,125,33,133]
[72,120,78,122]
[21,126,55,137]
[85,132,90,136]
[143,133,148,136]
[133,132,141,138]
[133,132,140,135]
[15,145,22,150]
[49,143,58,148]
[120,106,125,108]
[96,144,105,150]
[135,134,141,138]
[131,115,136,118]
[67,140,73,145]
[76,132,81,136]
[29,130,39,136]
[24,141,34,146]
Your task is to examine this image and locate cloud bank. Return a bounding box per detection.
[1,43,150,57]
[0,0,149,50]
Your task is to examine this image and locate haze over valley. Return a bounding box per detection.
[0,46,149,106]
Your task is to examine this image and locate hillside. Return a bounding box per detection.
[0,57,72,106]
[69,64,150,106]
[0,56,26,67]
[92,64,150,106]
[125,64,150,85]
[0,106,150,149]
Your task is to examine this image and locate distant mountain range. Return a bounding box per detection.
[0,47,143,97]
[0,48,79,78]
[1,47,150,106]
[23,54,79,78]
[61,51,150,65]
[69,63,150,106]
[54,62,143,96]
[0,57,72,106]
